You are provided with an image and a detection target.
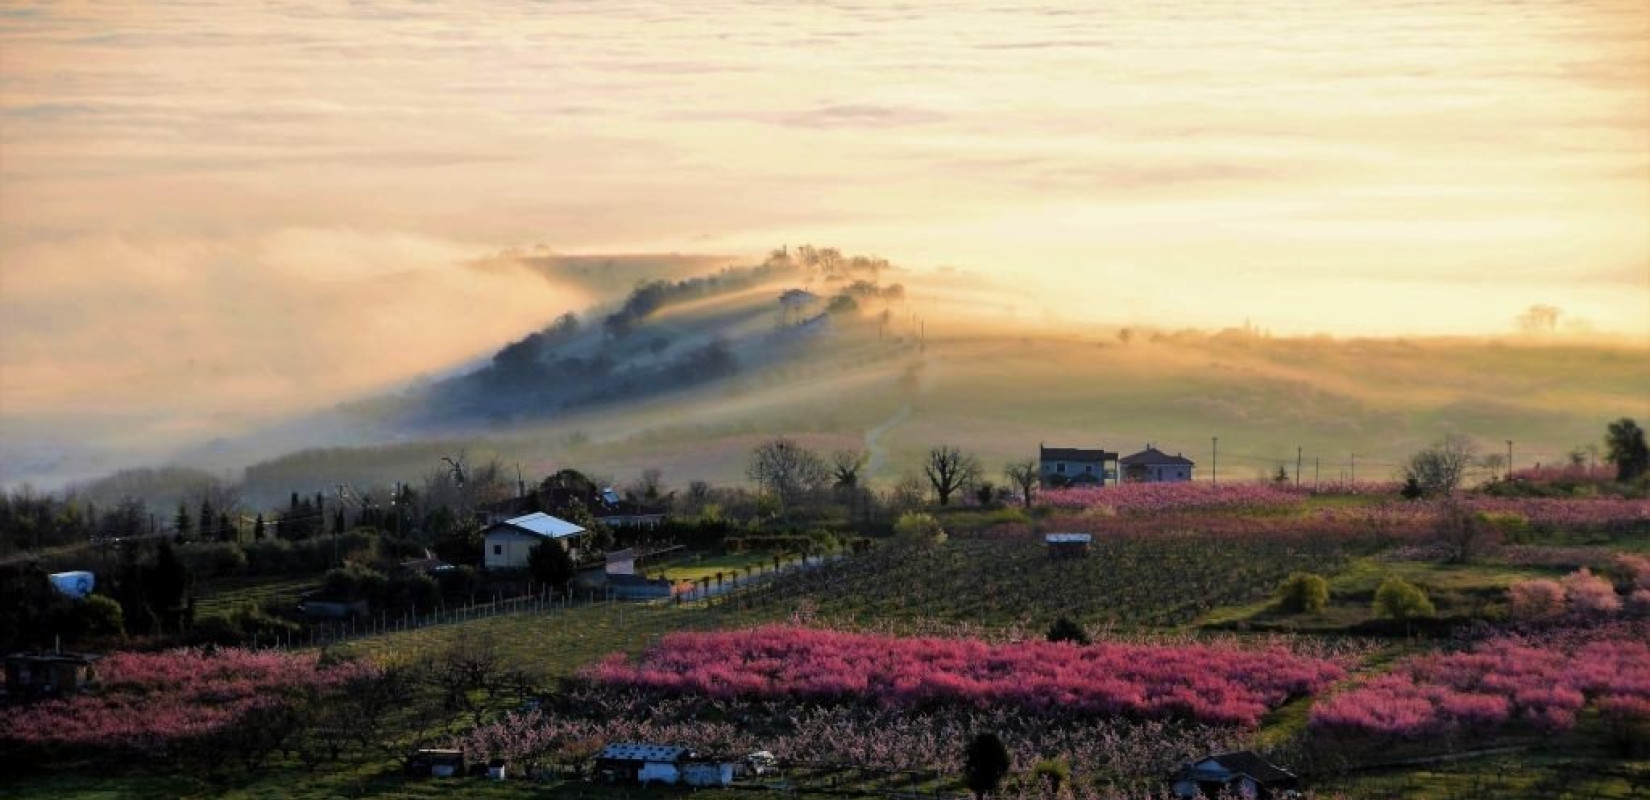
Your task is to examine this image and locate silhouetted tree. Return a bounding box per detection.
[1003,459,1039,509]
[964,732,1012,799]
[1607,418,1649,482]
[924,446,981,506]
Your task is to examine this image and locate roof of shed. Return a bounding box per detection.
[597,742,690,762]
[1045,533,1093,544]
[1187,751,1296,783]
[486,512,585,540]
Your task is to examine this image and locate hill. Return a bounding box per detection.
[203,252,1650,507]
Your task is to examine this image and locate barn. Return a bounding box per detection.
[481,512,585,570]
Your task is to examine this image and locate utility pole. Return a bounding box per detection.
[1314,458,1320,490]
[1212,437,1219,486]
[1506,440,1514,480]
[1295,446,1303,488]
[1349,453,1356,486]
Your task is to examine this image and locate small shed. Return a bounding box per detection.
[596,742,691,785]
[405,748,466,778]
[1172,751,1298,799]
[482,512,586,570]
[1045,533,1092,559]
[5,651,101,697]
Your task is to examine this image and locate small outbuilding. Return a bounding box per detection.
[405,748,466,778]
[1045,533,1092,559]
[596,742,692,785]
[594,742,738,787]
[482,512,586,570]
[5,651,102,697]
[1171,751,1299,799]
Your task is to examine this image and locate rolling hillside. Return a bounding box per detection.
[196,253,1650,507]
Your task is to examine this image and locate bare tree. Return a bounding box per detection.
[1435,498,1496,564]
[746,437,829,509]
[1403,434,1478,496]
[831,450,867,489]
[1516,304,1561,335]
[1003,459,1039,509]
[624,468,665,503]
[1477,453,1507,482]
[924,446,981,506]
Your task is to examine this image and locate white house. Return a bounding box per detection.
[1038,445,1119,486]
[481,512,585,570]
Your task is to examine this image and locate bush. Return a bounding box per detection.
[1563,568,1622,617]
[1277,572,1330,614]
[1508,579,1566,619]
[60,595,125,640]
[894,512,946,547]
[321,565,387,602]
[1374,577,1435,620]
[1045,616,1089,645]
[176,542,249,578]
[1032,758,1072,795]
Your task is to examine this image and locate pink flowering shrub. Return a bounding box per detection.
[1629,590,1650,618]
[586,626,1343,727]
[1563,568,1623,617]
[1042,483,1304,515]
[1507,579,1566,619]
[1616,554,1650,590]
[0,648,376,753]
[1310,632,1650,739]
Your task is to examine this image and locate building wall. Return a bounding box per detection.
[1039,459,1114,484]
[483,530,576,569]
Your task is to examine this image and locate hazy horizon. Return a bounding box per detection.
[2,0,1648,487]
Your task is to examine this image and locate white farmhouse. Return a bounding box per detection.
[481,512,585,570]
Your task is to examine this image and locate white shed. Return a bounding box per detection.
[481,512,585,570]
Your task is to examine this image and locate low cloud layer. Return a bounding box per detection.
[0,228,584,434]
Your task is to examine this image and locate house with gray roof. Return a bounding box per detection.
[1120,445,1196,483]
[1039,445,1119,486]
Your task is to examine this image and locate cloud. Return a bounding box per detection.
[0,229,588,432]
[778,104,950,129]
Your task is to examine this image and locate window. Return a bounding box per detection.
[1056,463,1065,473]
[493,544,502,555]
[1084,464,1093,473]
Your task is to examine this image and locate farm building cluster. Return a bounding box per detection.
[1038,444,1196,486]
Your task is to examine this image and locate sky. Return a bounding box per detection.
[1,0,1647,475]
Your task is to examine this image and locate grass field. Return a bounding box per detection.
[194,575,316,617]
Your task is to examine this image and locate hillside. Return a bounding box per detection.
[204,254,1650,507]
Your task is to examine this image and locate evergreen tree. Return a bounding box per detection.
[963,732,1011,799]
[527,540,576,591]
[172,503,192,540]
[253,513,266,540]
[1606,418,1649,482]
[199,499,215,541]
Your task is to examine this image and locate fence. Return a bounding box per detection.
[247,551,836,650]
